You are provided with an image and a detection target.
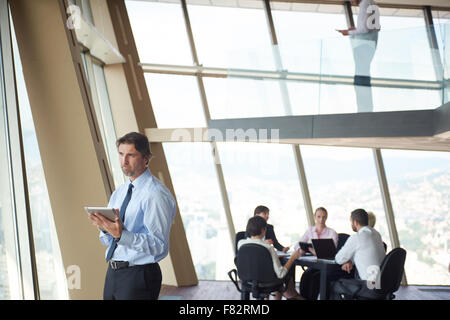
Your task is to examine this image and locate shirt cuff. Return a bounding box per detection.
[118,229,133,247]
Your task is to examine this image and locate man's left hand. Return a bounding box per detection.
[341,261,353,273]
[337,29,349,36]
[89,209,122,238]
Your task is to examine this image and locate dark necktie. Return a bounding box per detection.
[106,183,133,262]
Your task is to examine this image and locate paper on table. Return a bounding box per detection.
[276,251,290,257]
[298,255,317,261]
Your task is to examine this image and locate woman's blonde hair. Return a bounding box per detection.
[367,211,376,228]
[314,207,328,216]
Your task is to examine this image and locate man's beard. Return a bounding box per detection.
[122,166,135,177]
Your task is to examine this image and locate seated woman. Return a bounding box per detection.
[238,216,302,300]
[294,207,338,255]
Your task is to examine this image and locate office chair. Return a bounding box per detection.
[234,231,247,256]
[336,247,407,300]
[228,243,285,300]
[374,247,407,300]
[337,233,350,251]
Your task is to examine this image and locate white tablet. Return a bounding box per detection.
[84,207,117,221]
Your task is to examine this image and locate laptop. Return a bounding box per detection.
[311,239,337,262]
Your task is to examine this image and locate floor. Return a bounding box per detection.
[159,280,450,300]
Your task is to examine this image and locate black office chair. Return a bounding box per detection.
[338,247,407,300]
[374,247,407,300]
[337,233,350,251]
[228,243,285,300]
[234,231,247,256]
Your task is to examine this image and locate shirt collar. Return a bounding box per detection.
[127,168,152,190]
[313,226,328,233]
[358,226,371,234]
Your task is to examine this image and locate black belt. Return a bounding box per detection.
[110,260,129,270]
[109,260,158,270]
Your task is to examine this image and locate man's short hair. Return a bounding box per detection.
[351,208,369,226]
[116,132,152,160]
[254,205,269,216]
[246,216,267,237]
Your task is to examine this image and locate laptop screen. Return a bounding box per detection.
[311,239,337,260]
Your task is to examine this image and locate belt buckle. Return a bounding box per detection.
[111,260,121,270]
[110,260,128,270]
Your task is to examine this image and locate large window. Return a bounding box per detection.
[11,18,69,300]
[82,53,125,188]
[0,30,21,299]
[301,146,391,249]
[271,3,353,115]
[370,9,442,110]
[204,77,285,119]
[126,1,192,65]
[218,142,308,247]
[187,1,274,70]
[124,0,450,286]
[144,73,206,128]
[382,149,450,285]
[163,143,234,280]
[272,3,349,75]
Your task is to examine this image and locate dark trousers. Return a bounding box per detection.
[330,278,380,300]
[103,262,162,300]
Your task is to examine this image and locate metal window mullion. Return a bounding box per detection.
[140,63,443,91]
[423,6,447,104]
[0,0,39,300]
[344,1,355,28]
[373,148,407,285]
[180,0,236,247]
[263,0,314,227]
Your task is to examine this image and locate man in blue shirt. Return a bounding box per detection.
[89,132,176,300]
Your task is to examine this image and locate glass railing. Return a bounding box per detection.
[222,23,449,118]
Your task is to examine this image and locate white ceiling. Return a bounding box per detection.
[129,0,450,10]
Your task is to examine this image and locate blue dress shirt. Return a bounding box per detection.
[99,169,176,265]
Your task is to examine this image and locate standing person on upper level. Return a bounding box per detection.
[337,0,380,113]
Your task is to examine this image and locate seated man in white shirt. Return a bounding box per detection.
[331,208,386,299]
[238,216,302,300]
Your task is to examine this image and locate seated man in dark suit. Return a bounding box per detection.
[248,205,290,253]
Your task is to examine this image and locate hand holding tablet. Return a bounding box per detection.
[85,207,118,221]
